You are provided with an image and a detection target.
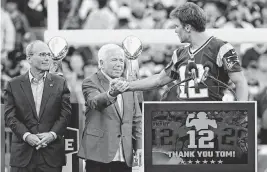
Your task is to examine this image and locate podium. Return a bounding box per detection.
[144,102,256,172]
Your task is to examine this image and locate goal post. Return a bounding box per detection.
[44,29,267,46]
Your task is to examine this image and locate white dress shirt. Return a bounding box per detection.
[101,70,125,162]
[29,70,45,117]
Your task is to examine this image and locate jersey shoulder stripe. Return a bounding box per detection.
[214,38,235,67]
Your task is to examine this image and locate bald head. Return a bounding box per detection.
[26,40,50,57]
[26,40,52,72]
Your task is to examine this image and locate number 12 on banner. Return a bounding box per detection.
[187,130,214,149]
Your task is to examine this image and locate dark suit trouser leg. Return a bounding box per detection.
[85,160,131,172]
[85,160,109,172]
[11,150,62,172]
[110,162,131,172]
[36,164,62,172]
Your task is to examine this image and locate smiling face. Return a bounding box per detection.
[100,48,125,79]
[27,41,52,72]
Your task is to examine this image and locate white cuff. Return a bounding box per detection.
[50,131,57,139]
[23,132,31,141]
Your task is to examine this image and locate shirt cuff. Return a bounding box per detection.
[107,91,117,103]
[23,132,31,141]
[50,131,57,140]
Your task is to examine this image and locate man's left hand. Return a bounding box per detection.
[36,132,55,150]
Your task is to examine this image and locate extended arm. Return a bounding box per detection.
[82,78,115,110]
[128,70,174,92]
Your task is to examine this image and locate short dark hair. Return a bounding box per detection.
[170,2,206,32]
[98,0,109,9]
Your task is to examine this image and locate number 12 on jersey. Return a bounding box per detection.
[179,64,209,99]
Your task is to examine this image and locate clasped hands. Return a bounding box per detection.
[25,132,55,150]
[109,78,129,97]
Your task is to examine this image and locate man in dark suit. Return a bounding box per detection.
[4,40,72,172]
[78,44,142,172]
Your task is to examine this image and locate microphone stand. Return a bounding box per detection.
[207,75,238,101]
[160,77,193,101]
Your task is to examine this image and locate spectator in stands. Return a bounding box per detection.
[6,0,31,53]
[1,64,11,104]
[261,4,267,27]
[131,1,155,29]
[242,44,267,68]
[115,5,132,29]
[152,2,168,29]
[203,2,227,28]
[247,78,260,100]
[82,0,117,29]
[70,52,86,79]
[24,0,47,27]
[1,7,15,61]
[223,2,254,28]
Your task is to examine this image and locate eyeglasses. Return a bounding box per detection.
[38,52,52,58]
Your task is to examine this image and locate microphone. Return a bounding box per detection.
[201,61,213,83]
[160,77,193,101]
[188,62,200,93]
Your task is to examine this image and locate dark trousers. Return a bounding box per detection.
[85,159,131,172]
[11,150,62,172]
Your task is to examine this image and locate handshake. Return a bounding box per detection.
[109,78,130,97]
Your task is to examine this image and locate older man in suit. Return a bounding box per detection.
[4,40,72,172]
[78,44,142,172]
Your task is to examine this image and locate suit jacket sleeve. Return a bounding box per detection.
[4,81,29,139]
[82,78,114,110]
[50,79,72,136]
[132,92,142,150]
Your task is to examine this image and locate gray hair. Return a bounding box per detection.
[25,40,47,58]
[98,44,124,68]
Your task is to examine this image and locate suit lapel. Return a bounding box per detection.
[96,71,122,122]
[38,73,54,120]
[20,72,38,119]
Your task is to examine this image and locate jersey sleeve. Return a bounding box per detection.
[216,42,242,73]
[164,49,180,80]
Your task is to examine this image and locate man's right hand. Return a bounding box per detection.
[109,78,129,97]
[25,134,41,147]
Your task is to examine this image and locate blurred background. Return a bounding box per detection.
[1,0,267,172]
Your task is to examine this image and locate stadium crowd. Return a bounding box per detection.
[1,0,267,143]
